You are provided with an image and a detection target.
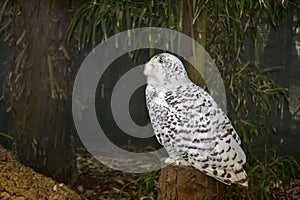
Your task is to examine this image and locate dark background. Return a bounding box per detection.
[0,11,299,160]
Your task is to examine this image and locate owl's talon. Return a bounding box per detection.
[164,158,175,164]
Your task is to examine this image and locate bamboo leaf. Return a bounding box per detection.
[99,0,108,15]
[82,21,91,46]
[239,0,244,17]
[232,22,237,50]
[193,0,196,12]
[101,19,107,40]
[77,14,85,50]
[260,66,282,73]
[138,6,146,27]
[67,3,89,43]
[214,0,220,18]
[125,2,131,30]
[115,1,121,30]
[92,15,97,48]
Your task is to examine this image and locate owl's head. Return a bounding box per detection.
[143,53,189,85]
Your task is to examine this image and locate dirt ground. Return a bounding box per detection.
[74,147,158,199]
[1,145,300,200]
[0,145,156,200]
[0,145,81,200]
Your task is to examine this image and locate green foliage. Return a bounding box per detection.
[68,0,300,199]
[118,170,159,199]
[68,0,299,52]
[224,62,287,158]
[228,153,300,199]
[67,0,177,50]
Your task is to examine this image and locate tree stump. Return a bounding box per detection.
[158,165,226,200]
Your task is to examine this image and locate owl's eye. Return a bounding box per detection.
[158,57,163,63]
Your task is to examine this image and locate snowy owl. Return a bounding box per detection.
[144,53,248,187]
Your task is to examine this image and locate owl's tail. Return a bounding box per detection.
[194,163,248,187]
[215,164,248,187]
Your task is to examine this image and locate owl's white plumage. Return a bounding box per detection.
[144,53,248,187]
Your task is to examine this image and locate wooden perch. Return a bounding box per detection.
[158,165,226,200]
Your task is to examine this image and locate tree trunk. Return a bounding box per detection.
[178,0,204,87]
[158,165,226,200]
[11,0,78,184]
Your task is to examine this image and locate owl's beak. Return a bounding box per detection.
[143,62,152,76]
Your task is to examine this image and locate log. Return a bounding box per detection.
[158,165,226,200]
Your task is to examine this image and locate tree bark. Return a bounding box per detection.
[11,0,78,184]
[158,165,226,200]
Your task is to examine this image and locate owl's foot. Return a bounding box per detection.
[164,157,176,164]
[165,158,190,166]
